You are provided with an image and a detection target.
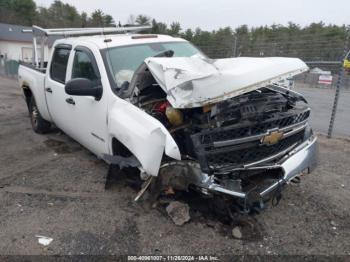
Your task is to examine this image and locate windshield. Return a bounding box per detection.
[104,41,203,88]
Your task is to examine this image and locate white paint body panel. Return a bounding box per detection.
[145,57,309,108]
[18,66,52,121]
[108,99,181,176]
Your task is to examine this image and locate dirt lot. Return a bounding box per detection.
[0,76,349,257]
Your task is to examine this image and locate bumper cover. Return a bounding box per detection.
[205,136,318,199]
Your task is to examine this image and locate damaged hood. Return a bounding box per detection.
[144,56,308,108]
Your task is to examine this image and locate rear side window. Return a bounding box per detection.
[50,48,70,83]
[72,50,99,81]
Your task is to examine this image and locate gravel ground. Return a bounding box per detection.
[0,76,349,257]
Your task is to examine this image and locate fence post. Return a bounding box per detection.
[327,31,350,138]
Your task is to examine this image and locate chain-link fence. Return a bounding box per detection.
[196,32,350,138]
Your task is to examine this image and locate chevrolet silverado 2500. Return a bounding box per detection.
[18,26,318,210]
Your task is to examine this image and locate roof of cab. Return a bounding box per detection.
[54,34,186,49]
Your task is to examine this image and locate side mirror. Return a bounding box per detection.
[65,78,102,100]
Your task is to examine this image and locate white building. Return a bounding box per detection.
[0,23,56,63]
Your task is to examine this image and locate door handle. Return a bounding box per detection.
[65,97,75,105]
[45,87,52,93]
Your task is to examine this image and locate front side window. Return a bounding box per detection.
[72,50,99,81]
[50,48,70,83]
[104,41,204,88]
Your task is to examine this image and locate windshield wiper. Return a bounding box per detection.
[154,49,174,58]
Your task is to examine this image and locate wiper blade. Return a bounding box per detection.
[154,49,174,58]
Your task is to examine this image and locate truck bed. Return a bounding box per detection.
[18,63,52,122]
[19,61,48,74]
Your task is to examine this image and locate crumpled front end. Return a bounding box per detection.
[145,56,309,108]
[122,54,317,209]
[182,135,318,204]
[155,94,318,209]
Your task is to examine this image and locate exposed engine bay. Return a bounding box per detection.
[119,61,315,211]
[133,82,309,163]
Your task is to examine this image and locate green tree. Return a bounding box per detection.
[81,12,88,27]
[168,22,181,36]
[135,15,151,26]
[0,0,37,26]
[151,19,168,34]
[88,9,115,27]
[89,9,104,27]
[103,14,115,27]
[182,28,194,41]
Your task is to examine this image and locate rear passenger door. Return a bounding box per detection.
[45,44,76,136]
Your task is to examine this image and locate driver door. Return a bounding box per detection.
[63,46,109,156]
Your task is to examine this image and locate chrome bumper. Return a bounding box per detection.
[206,136,319,199]
[260,136,318,197]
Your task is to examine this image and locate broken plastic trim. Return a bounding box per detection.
[102,154,141,169]
[158,136,317,205]
[269,84,308,104]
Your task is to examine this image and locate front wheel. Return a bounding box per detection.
[29,96,51,134]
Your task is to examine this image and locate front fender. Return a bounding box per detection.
[108,99,181,176]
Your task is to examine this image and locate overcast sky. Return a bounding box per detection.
[34,0,349,30]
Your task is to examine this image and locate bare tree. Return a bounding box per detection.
[126,14,136,25]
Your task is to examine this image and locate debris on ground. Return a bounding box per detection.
[35,235,53,246]
[232,226,243,239]
[134,176,154,201]
[166,201,190,226]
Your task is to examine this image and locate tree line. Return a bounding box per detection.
[1,0,349,62]
[0,0,115,28]
[149,17,349,61]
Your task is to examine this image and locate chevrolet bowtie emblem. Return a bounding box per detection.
[261,130,284,145]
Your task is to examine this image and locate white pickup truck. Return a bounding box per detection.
[18,26,318,211]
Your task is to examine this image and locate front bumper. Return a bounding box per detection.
[203,136,318,199]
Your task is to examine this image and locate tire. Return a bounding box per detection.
[29,96,51,134]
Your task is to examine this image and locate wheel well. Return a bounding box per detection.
[22,86,32,106]
[111,137,133,157]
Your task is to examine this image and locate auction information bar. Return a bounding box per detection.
[128,255,219,261]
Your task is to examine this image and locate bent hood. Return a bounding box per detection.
[144,56,308,108]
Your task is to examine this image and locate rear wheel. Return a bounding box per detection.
[29,96,51,134]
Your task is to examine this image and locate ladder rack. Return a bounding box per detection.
[22,25,151,68]
[23,25,151,37]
